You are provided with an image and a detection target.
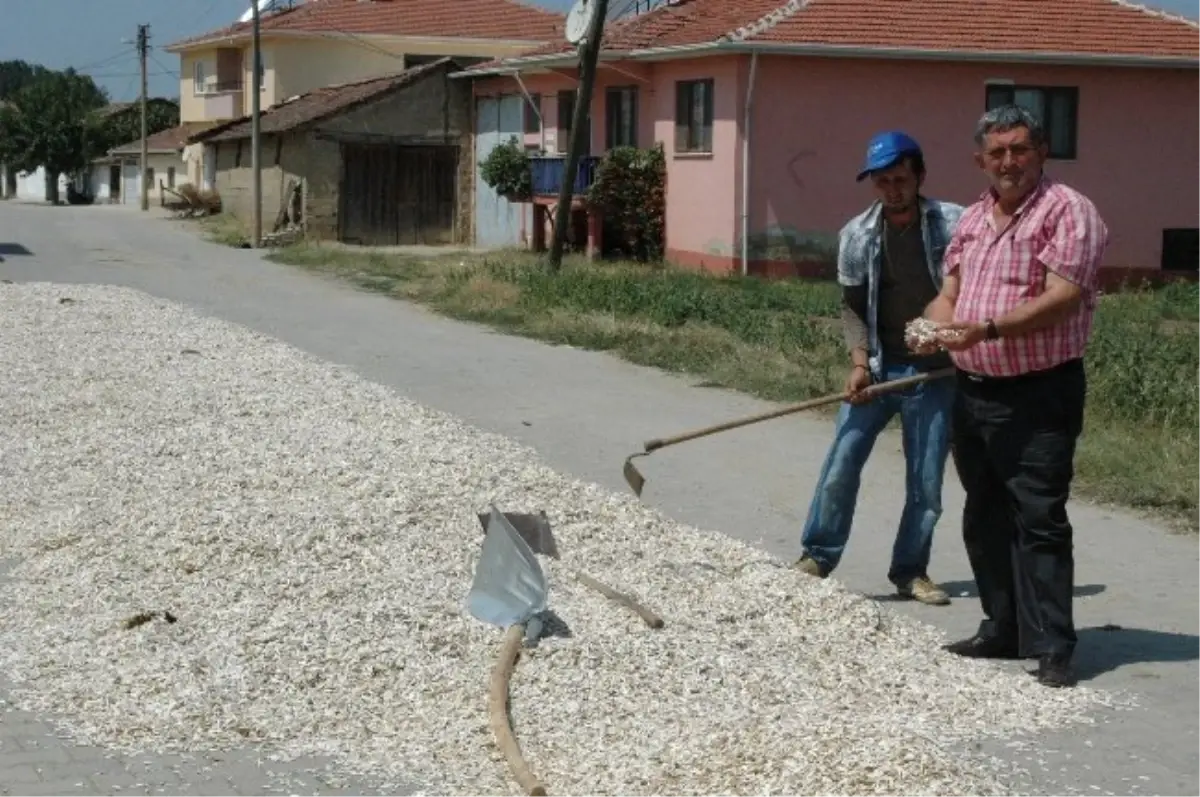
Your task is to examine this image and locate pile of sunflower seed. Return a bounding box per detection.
[0,283,1124,796]
[904,316,944,347]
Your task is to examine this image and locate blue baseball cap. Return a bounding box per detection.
[856,131,923,181]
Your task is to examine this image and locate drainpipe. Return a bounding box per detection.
[740,51,759,277]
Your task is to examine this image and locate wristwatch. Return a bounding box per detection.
[985,318,1000,340]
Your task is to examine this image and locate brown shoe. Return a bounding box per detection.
[898,576,950,606]
[790,555,826,578]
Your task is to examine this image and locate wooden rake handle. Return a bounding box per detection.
[489,624,548,796]
[642,368,955,453]
[576,572,664,629]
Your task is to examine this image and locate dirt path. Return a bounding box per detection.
[1,202,1196,795]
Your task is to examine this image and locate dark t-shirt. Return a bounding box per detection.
[878,222,949,368]
[840,220,950,371]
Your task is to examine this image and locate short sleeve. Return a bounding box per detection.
[1037,194,1108,292]
[942,226,966,277]
[835,223,865,287]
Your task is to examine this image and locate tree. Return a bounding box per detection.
[0,69,109,203]
[96,100,179,153]
[0,59,53,101]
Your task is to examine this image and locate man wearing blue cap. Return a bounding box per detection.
[792,131,963,606]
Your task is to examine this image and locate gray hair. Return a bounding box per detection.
[974,104,1046,148]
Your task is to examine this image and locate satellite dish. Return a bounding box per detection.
[565,0,599,45]
[239,0,295,23]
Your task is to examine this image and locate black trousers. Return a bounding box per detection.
[951,358,1086,659]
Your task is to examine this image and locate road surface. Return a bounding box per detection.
[0,202,1196,796]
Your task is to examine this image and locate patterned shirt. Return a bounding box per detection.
[837,196,965,382]
[943,177,1109,377]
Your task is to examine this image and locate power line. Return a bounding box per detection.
[89,70,175,79]
[70,49,137,74]
[147,51,180,77]
[315,29,406,62]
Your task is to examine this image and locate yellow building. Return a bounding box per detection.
[163,0,563,186]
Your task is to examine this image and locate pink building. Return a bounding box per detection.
[464,0,1199,282]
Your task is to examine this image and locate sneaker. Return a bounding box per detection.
[898,576,950,606]
[790,555,826,578]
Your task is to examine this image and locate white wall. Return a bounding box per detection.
[15,166,50,201]
[110,153,189,205]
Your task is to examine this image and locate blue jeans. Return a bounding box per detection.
[800,362,955,585]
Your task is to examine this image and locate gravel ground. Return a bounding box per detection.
[0,282,1128,795]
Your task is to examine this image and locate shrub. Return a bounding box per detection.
[479,136,531,200]
[587,145,666,262]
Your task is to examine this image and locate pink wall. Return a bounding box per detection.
[743,55,1199,272]
[473,64,656,155]
[475,55,1199,272]
[474,58,745,256]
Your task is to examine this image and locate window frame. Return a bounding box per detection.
[523,93,542,135]
[605,85,639,149]
[674,78,714,154]
[984,83,1079,160]
[556,89,591,156]
[192,61,207,95]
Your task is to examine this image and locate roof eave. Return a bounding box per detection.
[714,41,1200,68]
[450,51,624,78]
[455,40,1198,75]
[108,149,179,156]
[167,28,554,53]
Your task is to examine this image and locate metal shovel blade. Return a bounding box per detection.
[466,506,549,629]
[476,510,560,559]
[623,454,647,497]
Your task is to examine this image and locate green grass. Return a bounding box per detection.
[268,244,1200,530]
[195,213,251,248]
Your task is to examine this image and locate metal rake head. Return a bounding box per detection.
[622,452,648,498]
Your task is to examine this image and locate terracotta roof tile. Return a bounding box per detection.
[467,0,1198,67]
[188,58,452,144]
[166,0,564,50]
[109,121,224,154]
[754,0,1200,58]
[92,98,178,119]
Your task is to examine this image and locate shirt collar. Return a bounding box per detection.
[980,174,1051,217]
[864,195,937,229]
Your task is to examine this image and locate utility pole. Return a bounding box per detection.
[137,23,149,212]
[547,0,609,273]
[250,0,263,248]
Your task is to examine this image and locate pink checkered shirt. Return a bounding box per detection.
[944,177,1109,377]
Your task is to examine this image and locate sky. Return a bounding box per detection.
[0,0,1195,102]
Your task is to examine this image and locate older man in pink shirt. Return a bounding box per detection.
[915,104,1108,688]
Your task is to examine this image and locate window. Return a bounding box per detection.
[675,79,714,154]
[557,89,591,155]
[145,167,155,187]
[524,93,541,134]
[192,61,206,95]
[984,84,1078,160]
[1162,228,1199,272]
[244,50,266,92]
[605,86,638,149]
[167,167,176,188]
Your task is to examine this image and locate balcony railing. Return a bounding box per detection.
[197,79,244,95]
[530,155,599,197]
[202,90,243,120]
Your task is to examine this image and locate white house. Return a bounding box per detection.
[90,122,215,205]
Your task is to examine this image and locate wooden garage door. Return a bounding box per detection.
[339,144,458,246]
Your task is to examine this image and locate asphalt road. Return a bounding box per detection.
[1,201,1196,796]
